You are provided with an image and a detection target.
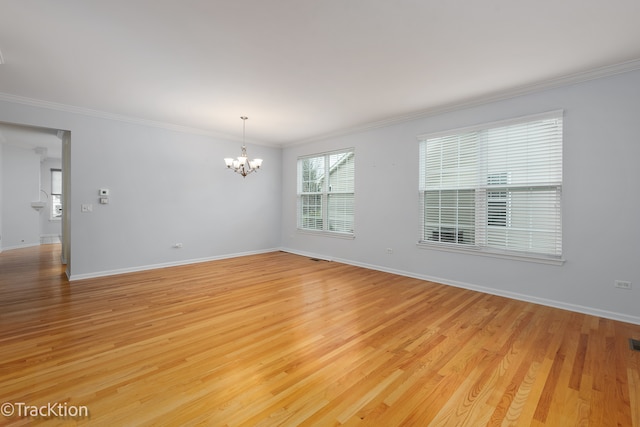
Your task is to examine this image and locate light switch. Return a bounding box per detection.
[99,188,110,196]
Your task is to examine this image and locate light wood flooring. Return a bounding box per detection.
[1,244,639,426]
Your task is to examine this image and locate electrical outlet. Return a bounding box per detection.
[615,280,632,290]
[386,248,393,254]
[173,243,183,249]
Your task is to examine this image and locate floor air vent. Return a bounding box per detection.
[630,338,640,351]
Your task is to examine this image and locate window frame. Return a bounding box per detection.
[297,148,355,239]
[417,111,564,265]
[50,168,62,221]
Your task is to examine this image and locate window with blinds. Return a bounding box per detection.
[297,149,355,236]
[418,111,563,260]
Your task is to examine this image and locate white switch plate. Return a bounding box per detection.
[81,204,93,212]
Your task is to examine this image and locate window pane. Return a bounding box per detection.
[51,169,62,195]
[51,194,62,218]
[486,118,563,186]
[419,111,562,257]
[423,190,475,244]
[297,149,355,235]
[423,132,478,190]
[328,193,354,233]
[299,194,323,230]
[300,157,324,193]
[328,152,354,193]
[487,190,507,226]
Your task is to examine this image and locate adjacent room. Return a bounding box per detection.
[1,1,639,425]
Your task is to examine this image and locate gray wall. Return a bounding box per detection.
[1,144,41,249]
[281,69,640,324]
[0,144,3,249]
[0,68,638,324]
[0,102,282,278]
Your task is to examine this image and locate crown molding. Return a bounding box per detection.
[0,92,276,147]
[2,58,639,148]
[288,58,640,147]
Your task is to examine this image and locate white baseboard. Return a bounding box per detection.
[1,242,41,251]
[279,247,640,326]
[40,234,61,244]
[68,248,279,281]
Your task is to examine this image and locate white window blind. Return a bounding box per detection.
[297,149,355,236]
[418,111,563,260]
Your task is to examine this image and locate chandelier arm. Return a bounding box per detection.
[224,116,261,178]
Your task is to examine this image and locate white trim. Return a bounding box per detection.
[298,147,356,161]
[296,229,355,240]
[278,247,334,262]
[0,92,277,147]
[1,60,639,148]
[416,242,565,266]
[1,242,41,251]
[68,248,278,281]
[40,234,62,244]
[416,109,564,141]
[297,148,355,236]
[418,112,563,261]
[287,58,640,146]
[278,247,640,326]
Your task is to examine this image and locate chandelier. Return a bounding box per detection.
[224,116,263,177]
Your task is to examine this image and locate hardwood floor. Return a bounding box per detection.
[1,245,639,426]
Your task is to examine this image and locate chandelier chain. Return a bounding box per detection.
[224,116,263,178]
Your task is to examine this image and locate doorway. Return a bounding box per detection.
[0,122,70,273]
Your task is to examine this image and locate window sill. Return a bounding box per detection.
[297,229,355,240]
[416,241,564,265]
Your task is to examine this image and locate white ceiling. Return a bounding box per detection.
[1,0,640,146]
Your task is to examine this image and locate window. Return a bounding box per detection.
[418,111,563,261]
[51,168,62,220]
[297,149,355,236]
